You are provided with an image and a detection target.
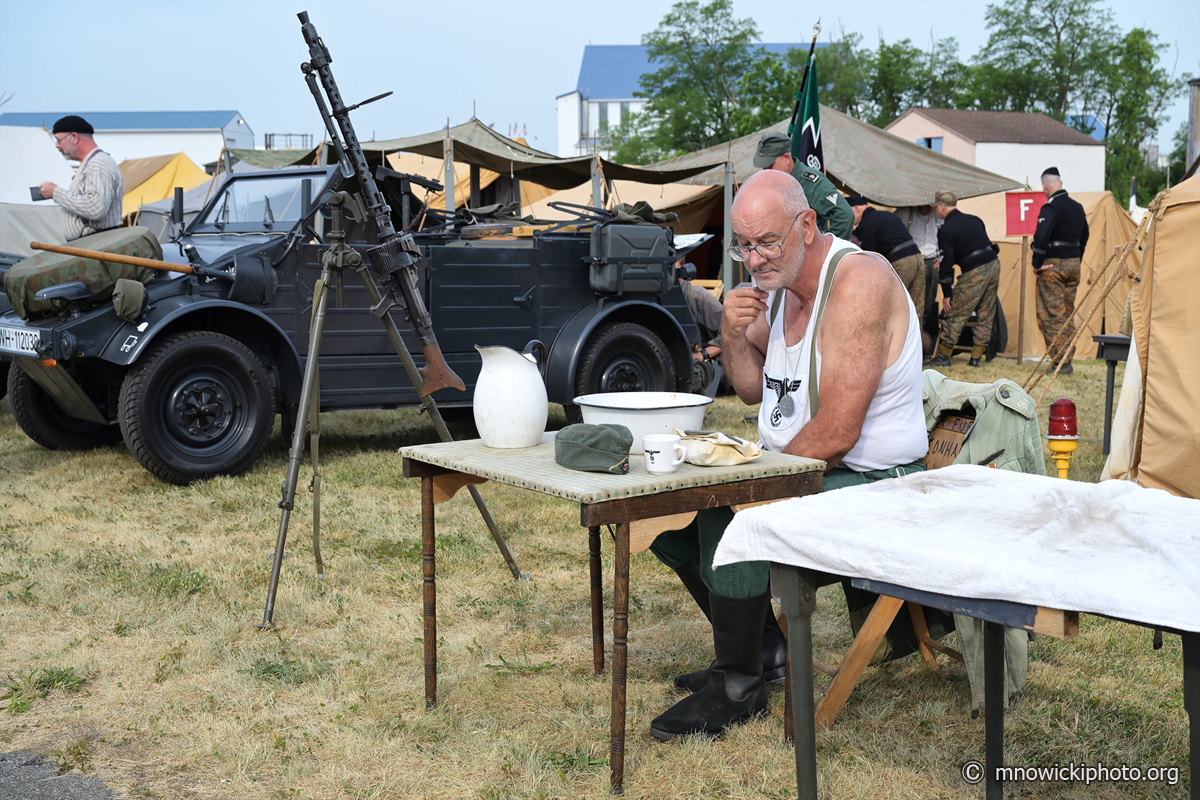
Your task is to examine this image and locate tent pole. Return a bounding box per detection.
[469,164,481,209]
[1018,235,1027,362]
[444,130,455,227]
[591,156,602,209]
[723,161,734,289]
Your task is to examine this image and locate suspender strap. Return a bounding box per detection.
[807,248,855,416]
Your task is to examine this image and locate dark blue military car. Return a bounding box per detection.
[0,166,702,484]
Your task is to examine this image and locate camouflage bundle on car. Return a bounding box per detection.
[3,227,160,319]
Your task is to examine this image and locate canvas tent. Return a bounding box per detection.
[0,126,75,256]
[651,106,1022,206]
[360,118,713,190]
[956,191,1141,360]
[1102,174,1200,499]
[119,153,210,220]
[384,149,557,211]
[0,125,75,205]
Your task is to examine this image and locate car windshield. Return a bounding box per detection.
[200,175,311,228]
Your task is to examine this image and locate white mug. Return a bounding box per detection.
[642,434,686,474]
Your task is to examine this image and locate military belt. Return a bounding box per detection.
[962,246,996,263]
[884,240,918,259]
[1048,240,1079,248]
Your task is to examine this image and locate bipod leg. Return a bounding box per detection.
[352,263,526,581]
[260,272,333,629]
[308,349,324,579]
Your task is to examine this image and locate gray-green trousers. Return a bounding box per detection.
[649,459,926,598]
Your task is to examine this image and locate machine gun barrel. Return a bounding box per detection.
[296,10,464,396]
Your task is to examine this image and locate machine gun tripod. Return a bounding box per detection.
[259,14,529,627]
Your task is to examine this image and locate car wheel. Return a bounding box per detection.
[0,359,9,403]
[7,363,122,449]
[119,332,274,485]
[565,322,675,423]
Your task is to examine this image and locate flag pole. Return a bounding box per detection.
[788,20,822,140]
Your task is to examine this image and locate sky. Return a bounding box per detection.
[1,0,1196,156]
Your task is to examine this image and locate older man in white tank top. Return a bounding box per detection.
[648,170,928,742]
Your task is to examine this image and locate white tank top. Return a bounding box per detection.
[758,235,928,471]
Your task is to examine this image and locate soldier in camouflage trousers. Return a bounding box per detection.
[939,258,1000,363]
[890,252,926,322]
[1035,257,1080,366]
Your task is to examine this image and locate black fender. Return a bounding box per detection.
[97,297,304,411]
[544,296,694,406]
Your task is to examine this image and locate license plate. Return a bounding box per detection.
[0,325,40,357]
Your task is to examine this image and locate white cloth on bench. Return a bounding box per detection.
[714,465,1200,634]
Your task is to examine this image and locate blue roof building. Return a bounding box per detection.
[557,44,818,157]
[0,110,254,168]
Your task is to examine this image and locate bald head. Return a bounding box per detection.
[733,169,810,220]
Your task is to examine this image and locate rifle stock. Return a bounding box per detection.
[297,11,464,397]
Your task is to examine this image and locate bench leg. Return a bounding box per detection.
[1183,632,1199,800]
[815,595,904,728]
[589,525,604,675]
[772,563,819,800]
[984,621,1005,800]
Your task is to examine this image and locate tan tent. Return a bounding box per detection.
[956,191,1141,360]
[1102,174,1200,499]
[522,179,722,233]
[386,146,556,212]
[120,153,209,220]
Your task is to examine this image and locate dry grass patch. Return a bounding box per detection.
[0,358,1188,798]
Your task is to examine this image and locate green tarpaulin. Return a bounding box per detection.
[227,147,319,170]
[652,106,1022,207]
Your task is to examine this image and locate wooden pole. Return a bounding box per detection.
[1018,235,1027,363]
[30,242,193,274]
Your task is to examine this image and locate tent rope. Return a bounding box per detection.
[1022,192,1163,408]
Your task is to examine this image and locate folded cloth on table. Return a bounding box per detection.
[714,464,1200,634]
[675,429,761,466]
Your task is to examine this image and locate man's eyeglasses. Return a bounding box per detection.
[727,212,802,262]
[53,133,76,145]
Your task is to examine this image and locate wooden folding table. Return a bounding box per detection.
[400,432,823,793]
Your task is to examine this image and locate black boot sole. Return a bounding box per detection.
[649,708,767,742]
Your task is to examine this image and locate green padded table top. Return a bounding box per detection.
[400,432,824,505]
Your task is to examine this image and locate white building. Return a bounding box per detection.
[557,44,812,159]
[885,108,1105,191]
[0,111,254,171]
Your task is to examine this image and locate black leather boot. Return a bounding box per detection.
[651,590,770,740]
[674,602,786,692]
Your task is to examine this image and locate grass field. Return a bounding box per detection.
[0,357,1189,799]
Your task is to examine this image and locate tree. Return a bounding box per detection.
[1096,28,1191,201]
[962,0,1118,124]
[608,0,759,163]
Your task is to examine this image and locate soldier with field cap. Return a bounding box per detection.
[928,190,1000,368]
[1031,167,1089,375]
[753,132,854,238]
[38,115,124,241]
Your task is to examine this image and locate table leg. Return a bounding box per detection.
[984,621,1005,800]
[772,564,819,800]
[589,525,605,675]
[421,475,437,710]
[1103,359,1117,455]
[1182,632,1199,800]
[609,521,630,794]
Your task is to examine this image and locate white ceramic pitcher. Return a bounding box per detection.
[473,340,548,448]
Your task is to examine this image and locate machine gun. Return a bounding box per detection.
[297,9,463,397]
[261,13,522,630]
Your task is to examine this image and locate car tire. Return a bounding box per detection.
[0,359,9,403]
[7,364,122,449]
[565,322,675,424]
[119,332,274,485]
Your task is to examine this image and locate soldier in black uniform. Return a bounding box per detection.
[846,196,925,322]
[928,190,1001,367]
[1031,167,1089,374]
